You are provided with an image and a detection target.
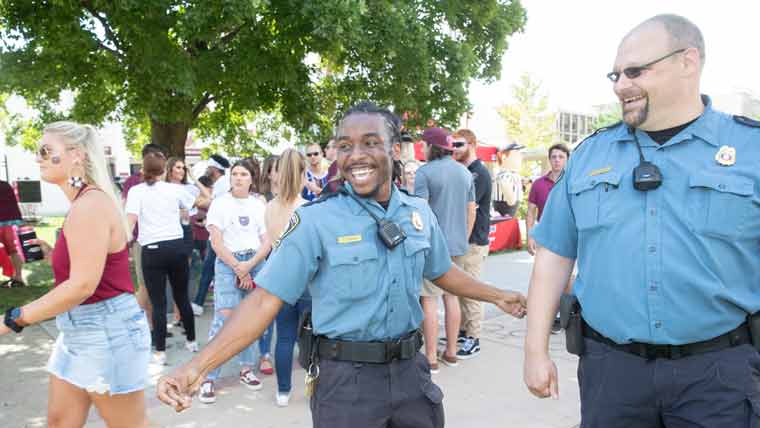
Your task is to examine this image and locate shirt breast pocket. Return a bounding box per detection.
[404,237,430,291]
[326,242,379,300]
[688,173,756,240]
[569,172,622,231]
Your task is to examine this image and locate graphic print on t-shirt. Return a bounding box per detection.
[239,216,250,226]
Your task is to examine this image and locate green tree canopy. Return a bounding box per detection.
[498,73,558,149]
[592,103,622,129]
[0,0,527,157]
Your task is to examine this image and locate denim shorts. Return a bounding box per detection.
[47,293,151,395]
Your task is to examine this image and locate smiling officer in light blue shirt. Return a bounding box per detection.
[524,14,760,428]
[157,102,527,428]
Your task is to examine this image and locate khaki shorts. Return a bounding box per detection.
[420,256,465,297]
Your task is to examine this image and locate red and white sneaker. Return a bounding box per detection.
[240,369,263,391]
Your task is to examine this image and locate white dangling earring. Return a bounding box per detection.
[68,176,84,188]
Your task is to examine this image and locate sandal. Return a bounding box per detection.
[259,355,274,375]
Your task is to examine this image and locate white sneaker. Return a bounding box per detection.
[153,351,167,366]
[185,341,199,352]
[191,303,204,316]
[276,391,291,407]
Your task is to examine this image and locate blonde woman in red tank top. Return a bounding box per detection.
[0,122,150,428]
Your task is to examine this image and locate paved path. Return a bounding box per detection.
[0,250,582,428]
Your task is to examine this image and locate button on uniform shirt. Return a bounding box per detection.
[532,96,760,346]
[254,184,452,341]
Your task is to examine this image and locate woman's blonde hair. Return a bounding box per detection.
[42,121,130,240]
[277,148,306,204]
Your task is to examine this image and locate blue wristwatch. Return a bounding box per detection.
[4,307,24,333]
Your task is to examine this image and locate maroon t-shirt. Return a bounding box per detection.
[528,174,557,222]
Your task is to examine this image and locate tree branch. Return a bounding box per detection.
[81,1,125,56]
[218,24,246,46]
[192,93,214,121]
[96,41,121,59]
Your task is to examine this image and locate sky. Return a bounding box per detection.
[467,0,760,144]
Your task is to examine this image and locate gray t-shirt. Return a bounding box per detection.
[414,156,475,256]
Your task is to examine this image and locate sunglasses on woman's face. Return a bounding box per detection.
[37,145,69,161]
[306,152,321,157]
[452,141,467,148]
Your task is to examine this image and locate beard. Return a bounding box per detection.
[622,97,649,128]
[347,162,391,200]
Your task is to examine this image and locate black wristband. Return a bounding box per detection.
[4,307,24,333]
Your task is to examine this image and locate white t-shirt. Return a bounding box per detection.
[206,193,266,253]
[212,173,230,199]
[125,182,196,246]
[183,183,201,216]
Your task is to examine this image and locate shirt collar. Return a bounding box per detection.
[343,182,407,218]
[542,172,558,183]
[613,95,720,148]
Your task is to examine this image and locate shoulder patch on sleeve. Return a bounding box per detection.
[733,115,760,128]
[574,121,623,152]
[398,188,423,199]
[272,212,300,250]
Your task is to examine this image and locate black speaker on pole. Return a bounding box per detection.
[15,180,42,203]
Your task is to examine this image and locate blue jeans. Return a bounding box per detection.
[193,242,215,307]
[275,297,312,393]
[259,320,274,358]
[205,250,264,381]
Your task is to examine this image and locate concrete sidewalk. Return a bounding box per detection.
[0,251,582,428]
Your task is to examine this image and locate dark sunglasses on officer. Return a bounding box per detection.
[606,48,686,83]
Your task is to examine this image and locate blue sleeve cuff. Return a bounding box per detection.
[532,224,577,259]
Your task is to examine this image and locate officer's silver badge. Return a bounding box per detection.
[272,212,300,249]
[715,145,736,166]
[411,211,423,231]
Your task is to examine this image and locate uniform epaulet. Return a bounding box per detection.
[573,121,623,152]
[302,191,341,207]
[733,115,760,128]
[398,188,423,199]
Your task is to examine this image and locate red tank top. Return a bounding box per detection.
[51,187,134,304]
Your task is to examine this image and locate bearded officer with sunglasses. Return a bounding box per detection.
[157,101,528,428]
[524,14,760,427]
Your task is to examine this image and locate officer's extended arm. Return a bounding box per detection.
[524,246,574,399]
[157,287,284,412]
[526,246,574,353]
[432,264,527,318]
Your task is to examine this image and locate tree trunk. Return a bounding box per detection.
[150,119,190,158]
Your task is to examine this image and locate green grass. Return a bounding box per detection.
[0,218,62,312]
